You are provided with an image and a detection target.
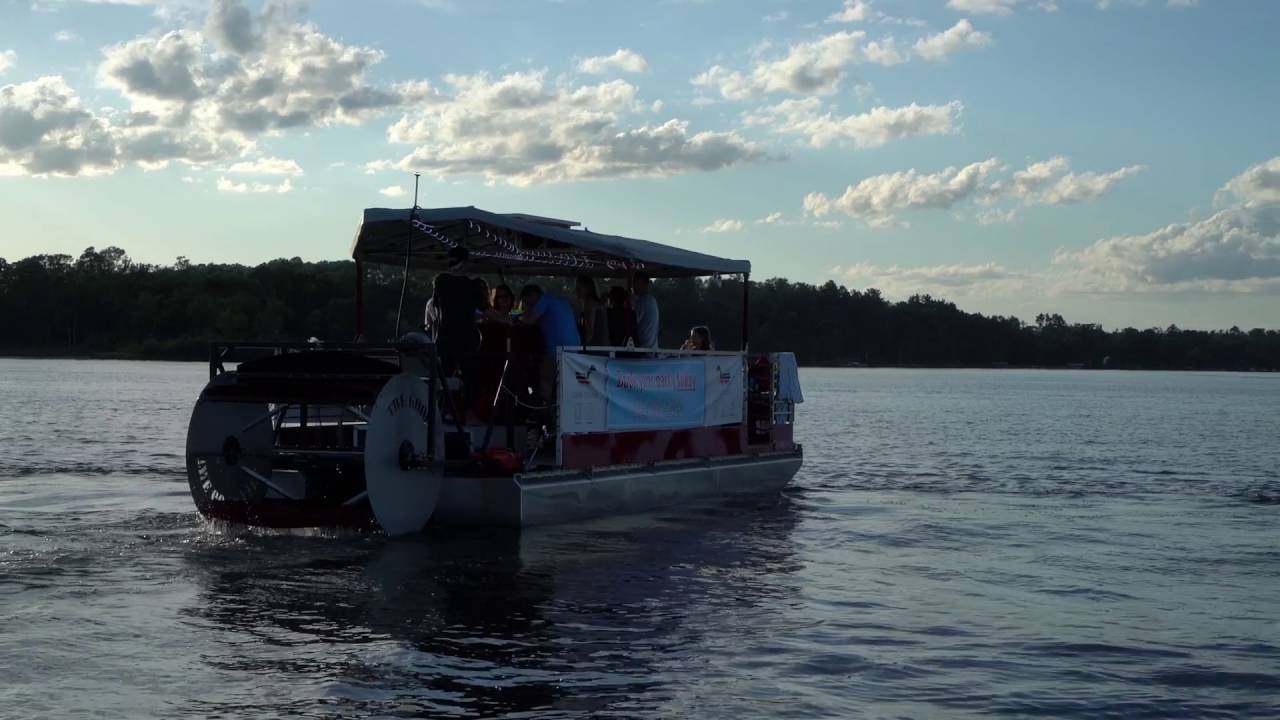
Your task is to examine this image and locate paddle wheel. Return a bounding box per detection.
[185,343,445,533]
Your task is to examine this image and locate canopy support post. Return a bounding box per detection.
[741,273,751,352]
[355,258,365,340]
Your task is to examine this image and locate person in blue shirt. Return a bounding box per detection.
[519,284,581,350]
[519,284,582,402]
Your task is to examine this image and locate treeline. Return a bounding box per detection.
[1,246,1278,370]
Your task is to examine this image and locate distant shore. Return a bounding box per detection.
[4,350,1276,373]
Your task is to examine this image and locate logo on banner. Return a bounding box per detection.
[574,365,598,385]
[715,365,732,384]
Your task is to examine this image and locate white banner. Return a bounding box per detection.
[559,352,743,434]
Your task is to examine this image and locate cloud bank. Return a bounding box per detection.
[371,70,765,185]
[804,156,1143,226]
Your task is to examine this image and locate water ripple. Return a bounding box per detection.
[1,362,1278,718]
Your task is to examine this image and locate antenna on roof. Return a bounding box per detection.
[395,171,421,339]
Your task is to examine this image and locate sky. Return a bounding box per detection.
[1,0,1278,330]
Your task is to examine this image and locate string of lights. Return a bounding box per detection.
[409,218,648,271]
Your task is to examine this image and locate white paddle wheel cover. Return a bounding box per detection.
[365,373,443,536]
[185,385,273,503]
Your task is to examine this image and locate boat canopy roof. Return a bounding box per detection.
[351,206,750,278]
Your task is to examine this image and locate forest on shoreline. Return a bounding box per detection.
[2,246,1278,371]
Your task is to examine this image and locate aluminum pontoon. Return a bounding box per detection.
[185,206,803,534]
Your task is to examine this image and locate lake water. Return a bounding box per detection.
[1,359,1278,718]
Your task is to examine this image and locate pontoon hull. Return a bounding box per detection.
[435,448,802,527]
[194,448,801,530]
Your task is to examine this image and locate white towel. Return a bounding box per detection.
[776,352,804,403]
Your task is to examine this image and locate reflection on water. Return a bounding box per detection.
[177,500,800,717]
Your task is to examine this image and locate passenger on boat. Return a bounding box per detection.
[633,273,659,349]
[681,325,714,351]
[575,275,611,347]
[485,283,515,323]
[430,271,482,377]
[469,283,521,421]
[423,296,438,334]
[606,286,637,347]
[519,284,581,402]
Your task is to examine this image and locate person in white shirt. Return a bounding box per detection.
[633,273,659,349]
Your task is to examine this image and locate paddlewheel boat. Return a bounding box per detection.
[185,206,803,534]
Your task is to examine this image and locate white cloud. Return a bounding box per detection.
[763,10,789,22]
[827,0,924,26]
[225,156,302,175]
[374,70,765,185]
[691,29,902,100]
[1216,156,1280,207]
[757,211,784,224]
[53,30,81,42]
[829,157,1280,298]
[1010,155,1069,194]
[1168,0,1198,6]
[945,0,1058,13]
[1053,157,1280,294]
[379,184,406,198]
[216,175,292,193]
[0,50,15,75]
[746,98,961,148]
[690,66,756,101]
[577,49,648,74]
[914,20,992,61]
[700,218,743,233]
[0,0,409,177]
[0,76,118,176]
[1011,155,1144,205]
[945,0,1018,14]
[804,159,1002,226]
[99,5,403,134]
[834,261,1026,296]
[828,0,873,22]
[1053,206,1280,293]
[805,155,1141,226]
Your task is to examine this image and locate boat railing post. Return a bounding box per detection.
[554,347,564,467]
[354,258,365,340]
[741,273,751,352]
[427,344,437,461]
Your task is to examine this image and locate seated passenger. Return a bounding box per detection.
[575,275,611,347]
[484,283,515,324]
[681,325,714,351]
[606,285,637,347]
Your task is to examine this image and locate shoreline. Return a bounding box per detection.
[2,351,1275,373]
